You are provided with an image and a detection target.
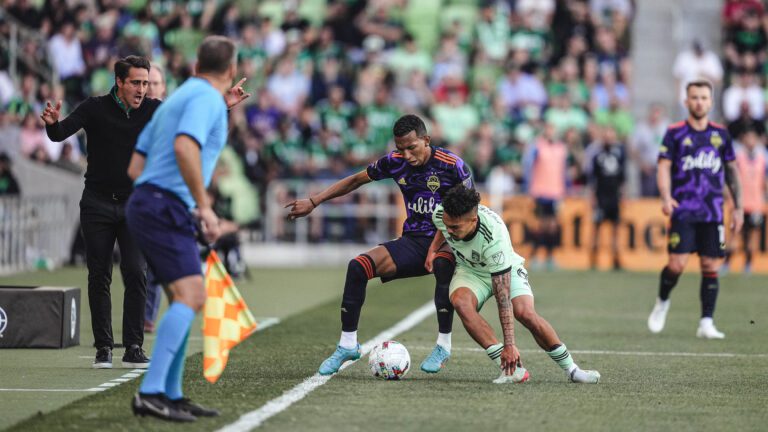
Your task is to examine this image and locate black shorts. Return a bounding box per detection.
[534,198,558,218]
[594,204,620,223]
[380,235,440,283]
[667,219,725,258]
[744,212,765,230]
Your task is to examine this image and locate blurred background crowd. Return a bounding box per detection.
[0,0,764,247]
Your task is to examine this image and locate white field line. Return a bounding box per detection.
[4,317,281,393]
[217,302,435,432]
[408,345,768,358]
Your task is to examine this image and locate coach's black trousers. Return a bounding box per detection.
[80,188,147,349]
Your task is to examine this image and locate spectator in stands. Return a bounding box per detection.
[672,40,724,107]
[724,6,767,72]
[722,69,764,122]
[48,20,86,104]
[631,103,668,197]
[267,56,309,117]
[0,153,21,196]
[497,62,548,115]
[147,64,167,100]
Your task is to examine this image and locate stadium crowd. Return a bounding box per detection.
[0,0,641,241]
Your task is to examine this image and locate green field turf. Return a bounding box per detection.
[2,267,767,431]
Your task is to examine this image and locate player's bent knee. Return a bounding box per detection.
[348,254,376,281]
[514,307,537,327]
[450,289,476,314]
[432,255,455,282]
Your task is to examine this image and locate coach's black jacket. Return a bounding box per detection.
[45,88,161,196]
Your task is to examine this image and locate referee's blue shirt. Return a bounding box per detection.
[134,77,227,209]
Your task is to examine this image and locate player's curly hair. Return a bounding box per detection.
[393,114,427,138]
[442,185,481,217]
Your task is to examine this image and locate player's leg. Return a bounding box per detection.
[511,295,599,383]
[449,271,528,383]
[590,216,601,270]
[695,223,727,339]
[609,209,621,270]
[80,190,119,368]
[648,219,693,333]
[116,216,149,368]
[743,214,760,274]
[318,245,395,375]
[421,243,454,373]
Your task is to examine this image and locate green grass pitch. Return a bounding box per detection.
[1,267,766,431]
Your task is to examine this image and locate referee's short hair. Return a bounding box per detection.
[197,36,236,75]
[114,55,151,81]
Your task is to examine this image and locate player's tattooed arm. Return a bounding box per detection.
[492,270,515,347]
[725,161,742,210]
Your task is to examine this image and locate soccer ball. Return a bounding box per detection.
[368,341,411,380]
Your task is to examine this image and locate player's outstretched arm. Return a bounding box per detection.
[285,170,372,219]
[657,159,678,216]
[425,229,446,273]
[725,161,744,233]
[492,270,521,376]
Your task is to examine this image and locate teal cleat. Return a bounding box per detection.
[318,344,361,375]
[420,345,450,373]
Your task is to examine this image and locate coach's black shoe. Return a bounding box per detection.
[93,347,112,369]
[122,344,150,369]
[173,397,221,417]
[132,393,196,422]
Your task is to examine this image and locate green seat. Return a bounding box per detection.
[440,4,478,34]
[259,1,284,27]
[298,0,327,27]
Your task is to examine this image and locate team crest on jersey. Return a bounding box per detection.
[710,131,722,148]
[669,232,681,248]
[492,251,504,265]
[398,177,407,185]
[472,250,480,261]
[427,175,440,193]
[682,137,693,147]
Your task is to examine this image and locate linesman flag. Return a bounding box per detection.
[202,250,258,383]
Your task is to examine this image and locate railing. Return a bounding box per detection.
[0,7,56,86]
[264,180,405,244]
[0,195,79,274]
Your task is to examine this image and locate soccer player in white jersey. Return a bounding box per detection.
[426,185,601,384]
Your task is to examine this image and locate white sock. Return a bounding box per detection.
[339,331,357,349]
[567,364,578,374]
[436,332,451,353]
[700,317,713,327]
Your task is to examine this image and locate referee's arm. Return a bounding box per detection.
[127,151,145,181]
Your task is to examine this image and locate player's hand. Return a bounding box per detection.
[661,197,679,216]
[424,249,438,273]
[198,206,221,244]
[285,198,315,220]
[731,207,744,233]
[40,100,62,125]
[500,344,521,376]
[224,77,251,109]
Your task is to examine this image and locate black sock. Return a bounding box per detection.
[432,253,455,334]
[700,272,719,318]
[745,249,753,267]
[658,266,681,301]
[341,255,375,332]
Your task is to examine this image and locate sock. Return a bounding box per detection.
[486,343,503,368]
[341,255,375,332]
[139,302,195,395]
[432,254,455,334]
[547,344,577,373]
[436,332,451,353]
[658,266,681,301]
[745,249,753,268]
[700,272,719,318]
[339,331,358,349]
[165,329,190,400]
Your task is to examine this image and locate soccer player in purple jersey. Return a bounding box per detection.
[286,114,472,374]
[647,80,743,339]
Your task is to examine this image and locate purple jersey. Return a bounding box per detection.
[658,121,735,222]
[367,146,472,236]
